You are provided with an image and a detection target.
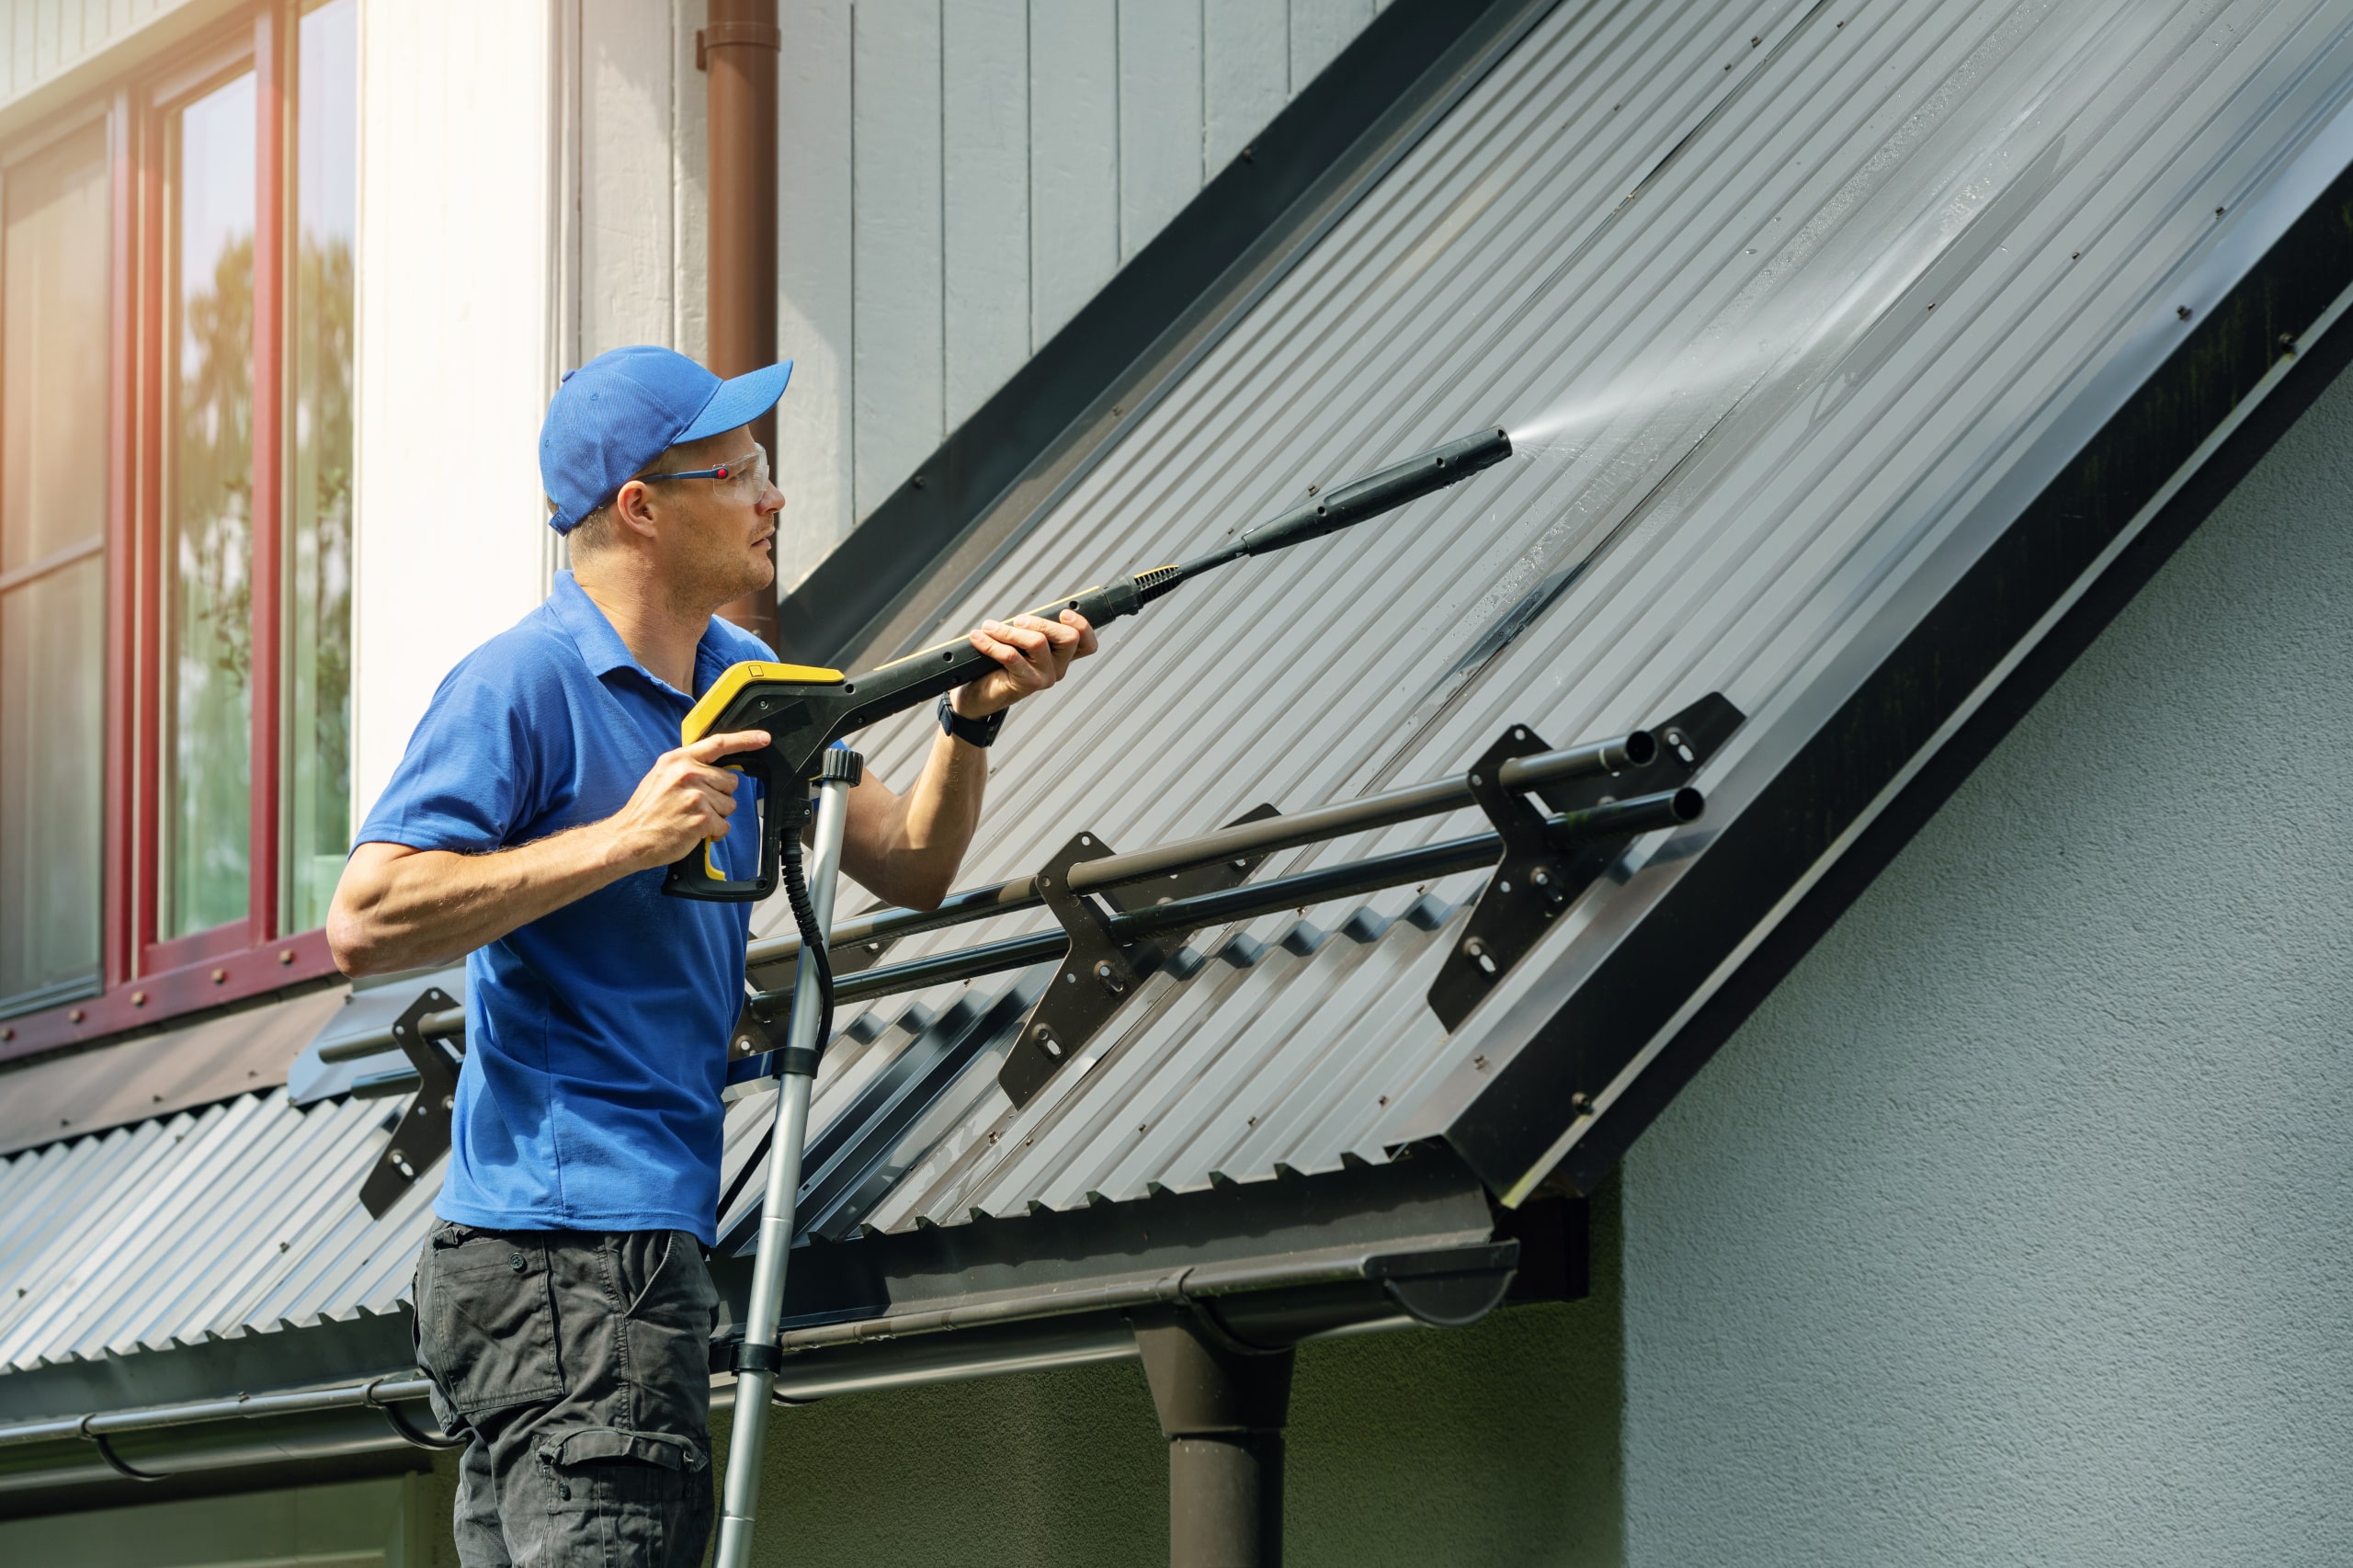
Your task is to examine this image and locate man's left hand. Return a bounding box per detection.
[955,609,1097,718]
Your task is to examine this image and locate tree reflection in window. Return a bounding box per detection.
[290,0,356,932]
[166,74,256,938]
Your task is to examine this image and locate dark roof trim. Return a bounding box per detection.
[1449,119,2353,1202]
[732,1142,1499,1334]
[0,1310,412,1426]
[775,0,1559,668]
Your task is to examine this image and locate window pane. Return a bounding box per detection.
[0,122,109,1008]
[2,124,109,572]
[290,0,356,932]
[0,562,105,1004]
[165,73,256,938]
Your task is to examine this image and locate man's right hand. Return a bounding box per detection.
[602,729,772,872]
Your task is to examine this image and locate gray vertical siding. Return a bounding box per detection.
[943,0,1031,425]
[771,0,1394,587]
[850,2,946,510]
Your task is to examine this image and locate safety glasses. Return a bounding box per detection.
[640,442,770,495]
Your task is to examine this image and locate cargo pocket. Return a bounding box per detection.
[417,1227,567,1415]
[539,1426,705,1515]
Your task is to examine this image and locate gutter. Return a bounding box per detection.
[0,1238,1512,1491]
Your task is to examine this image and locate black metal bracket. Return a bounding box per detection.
[1427,694,1744,1029]
[998,807,1279,1110]
[358,988,462,1219]
[997,832,1150,1108]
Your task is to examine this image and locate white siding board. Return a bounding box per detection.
[578,0,676,358]
[352,0,555,824]
[669,0,706,362]
[1029,0,1120,343]
[1203,0,1289,175]
[1290,0,1373,89]
[849,0,944,519]
[33,0,56,83]
[943,0,1030,429]
[0,0,208,115]
[1118,0,1203,260]
[774,0,856,590]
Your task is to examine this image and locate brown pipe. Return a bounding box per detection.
[706,0,782,651]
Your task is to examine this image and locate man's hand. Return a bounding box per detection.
[329,727,776,976]
[601,729,771,871]
[952,610,1097,718]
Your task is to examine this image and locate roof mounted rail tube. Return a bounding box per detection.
[744,725,1657,971]
[322,725,1694,1078]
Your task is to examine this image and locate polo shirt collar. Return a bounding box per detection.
[547,570,736,700]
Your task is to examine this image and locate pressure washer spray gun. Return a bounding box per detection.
[663,424,1515,905]
[682,424,1514,1568]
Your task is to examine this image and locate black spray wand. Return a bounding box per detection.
[665,426,1516,903]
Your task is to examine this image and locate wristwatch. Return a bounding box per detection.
[938,693,1006,749]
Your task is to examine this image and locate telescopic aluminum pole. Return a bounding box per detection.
[713,747,859,1568]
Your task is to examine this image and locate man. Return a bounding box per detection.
[328,346,1093,1567]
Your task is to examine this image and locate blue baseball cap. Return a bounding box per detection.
[540,346,792,533]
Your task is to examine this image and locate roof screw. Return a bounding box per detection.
[1462,937,1484,958]
[210,969,228,984]
[2177,306,2194,321]
[131,991,147,1006]
[0,1027,12,1041]
[1569,1092,1596,1116]
[67,1009,85,1025]
[278,949,295,965]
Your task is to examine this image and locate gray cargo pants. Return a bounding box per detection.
[412,1221,720,1568]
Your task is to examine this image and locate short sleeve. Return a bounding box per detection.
[353,654,547,856]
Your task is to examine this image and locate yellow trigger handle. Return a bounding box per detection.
[680,660,844,744]
[676,660,844,895]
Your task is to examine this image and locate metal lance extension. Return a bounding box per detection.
[713,744,860,1568]
[661,426,1517,903]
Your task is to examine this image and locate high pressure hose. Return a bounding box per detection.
[777,824,835,1069]
[714,795,834,1231]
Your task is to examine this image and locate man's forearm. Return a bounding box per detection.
[331,826,633,976]
[841,731,990,910]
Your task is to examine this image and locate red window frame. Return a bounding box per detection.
[1,2,341,1062]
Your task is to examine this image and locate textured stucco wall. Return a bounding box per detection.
[1620,359,2353,1562]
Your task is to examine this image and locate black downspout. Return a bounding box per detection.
[1136,1315,1295,1568]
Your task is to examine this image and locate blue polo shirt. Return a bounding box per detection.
[355,571,770,1244]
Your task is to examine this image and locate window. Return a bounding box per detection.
[0,121,110,1013]
[0,0,356,1044]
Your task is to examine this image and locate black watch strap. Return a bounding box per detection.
[938,693,1006,749]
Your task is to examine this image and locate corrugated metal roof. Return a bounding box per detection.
[6,0,2352,1376]
[0,1093,431,1372]
[743,0,2353,1225]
